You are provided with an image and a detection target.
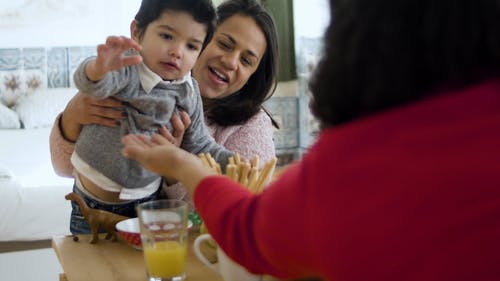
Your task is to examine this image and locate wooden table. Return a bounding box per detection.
[52,233,222,281]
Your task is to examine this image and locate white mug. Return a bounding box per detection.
[194,233,263,281]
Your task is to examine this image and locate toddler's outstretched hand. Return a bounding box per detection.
[88,36,143,81]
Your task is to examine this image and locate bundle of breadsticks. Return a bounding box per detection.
[198,153,278,194]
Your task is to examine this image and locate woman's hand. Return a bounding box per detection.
[157,111,192,147]
[60,91,124,142]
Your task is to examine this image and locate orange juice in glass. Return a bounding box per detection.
[137,200,188,281]
[144,241,187,278]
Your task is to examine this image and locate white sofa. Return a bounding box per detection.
[0,88,75,241]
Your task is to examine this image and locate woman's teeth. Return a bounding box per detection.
[211,68,228,82]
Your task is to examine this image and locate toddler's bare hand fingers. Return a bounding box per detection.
[158,127,175,143]
[170,114,185,138]
[121,55,142,67]
[179,111,192,128]
[150,133,171,145]
[134,134,154,148]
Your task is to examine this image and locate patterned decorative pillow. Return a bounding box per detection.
[0,70,46,108]
[14,88,74,129]
[0,101,21,129]
[24,70,46,94]
[0,71,25,107]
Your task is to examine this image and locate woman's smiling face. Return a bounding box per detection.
[192,14,267,99]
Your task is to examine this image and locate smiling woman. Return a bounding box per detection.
[216,0,298,82]
[192,14,267,100]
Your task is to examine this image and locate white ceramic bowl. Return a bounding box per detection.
[116,218,142,250]
[116,217,193,250]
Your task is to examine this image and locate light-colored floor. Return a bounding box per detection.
[0,247,62,280]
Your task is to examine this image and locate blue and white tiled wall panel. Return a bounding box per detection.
[298,74,320,150]
[0,46,96,89]
[47,47,68,88]
[264,96,300,165]
[1,46,304,165]
[0,48,22,71]
[1,48,48,105]
[68,46,98,87]
[295,36,323,155]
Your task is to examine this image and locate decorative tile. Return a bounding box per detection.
[265,96,298,130]
[47,47,69,88]
[276,148,298,166]
[274,129,299,149]
[68,46,96,72]
[23,48,46,70]
[0,49,22,71]
[265,96,299,150]
[296,36,323,150]
[298,77,320,149]
[68,46,96,88]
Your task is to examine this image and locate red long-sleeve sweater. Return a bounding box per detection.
[194,77,500,281]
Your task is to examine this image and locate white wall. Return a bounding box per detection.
[293,0,330,40]
[1,0,329,49]
[0,0,141,48]
[213,0,226,6]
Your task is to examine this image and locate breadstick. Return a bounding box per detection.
[233,167,240,181]
[226,164,235,180]
[234,154,242,180]
[232,164,240,181]
[228,156,240,180]
[251,155,260,169]
[255,157,278,193]
[238,161,251,185]
[215,163,222,175]
[206,153,217,169]
[198,153,210,167]
[247,167,259,192]
[234,153,241,165]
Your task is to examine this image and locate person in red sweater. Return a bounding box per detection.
[121,0,500,280]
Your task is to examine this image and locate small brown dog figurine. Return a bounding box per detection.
[65,192,130,244]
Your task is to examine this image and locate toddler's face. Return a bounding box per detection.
[132,10,206,81]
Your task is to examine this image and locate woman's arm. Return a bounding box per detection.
[120,133,311,278]
[49,115,76,177]
[216,109,276,166]
[49,92,124,177]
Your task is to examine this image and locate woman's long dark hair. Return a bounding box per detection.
[203,0,279,128]
[310,0,500,128]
